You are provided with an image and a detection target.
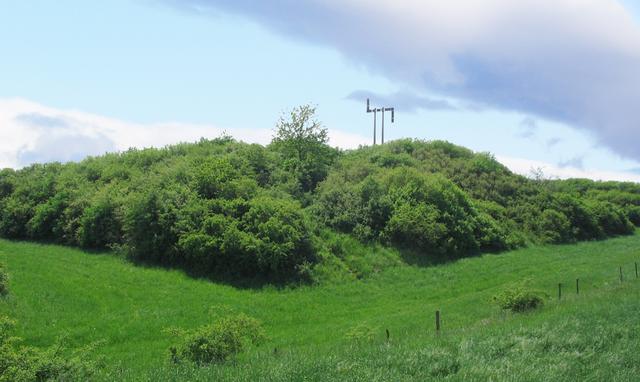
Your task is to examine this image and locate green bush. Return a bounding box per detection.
[626,205,640,226]
[192,157,239,199]
[177,195,316,280]
[493,285,544,312]
[538,209,572,244]
[241,196,316,278]
[317,167,508,257]
[78,191,122,249]
[0,263,7,297]
[1,133,639,284]
[0,315,102,382]
[0,198,32,239]
[168,314,265,365]
[586,201,635,236]
[123,188,180,264]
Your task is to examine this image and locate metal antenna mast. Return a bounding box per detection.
[366,98,395,145]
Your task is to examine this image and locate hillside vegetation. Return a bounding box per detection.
[0,106,639,282]
[1,232,640,380]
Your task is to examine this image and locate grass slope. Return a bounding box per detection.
[1,233,640,380]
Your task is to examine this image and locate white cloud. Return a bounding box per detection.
[165,0,640,161]
[497,155,640,183]
[0,98,368,169]
[2,98,636,182]
[346,90,455,112]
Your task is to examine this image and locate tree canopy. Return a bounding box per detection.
[0,107,638,283]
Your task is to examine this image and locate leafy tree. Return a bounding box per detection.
[270,105,338,195]
[0,133,637,283]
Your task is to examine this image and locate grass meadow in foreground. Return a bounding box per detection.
[1,232,639,380]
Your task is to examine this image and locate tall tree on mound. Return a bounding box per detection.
[270,105,338,197]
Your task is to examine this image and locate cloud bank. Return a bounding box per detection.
[164,0,640,161]
[346,90,455,112]
[498,155,640,183]
[1,98,638,182]
[0,98,368,169]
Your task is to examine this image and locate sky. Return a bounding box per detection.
[1,0,640,182]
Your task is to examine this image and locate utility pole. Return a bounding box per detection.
[366,98,395,145]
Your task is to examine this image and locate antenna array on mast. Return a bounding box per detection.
[366,98,395,145]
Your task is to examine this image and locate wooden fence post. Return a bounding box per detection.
[435,310,441,333]
[576,278,579,295]
[558,283,562,300]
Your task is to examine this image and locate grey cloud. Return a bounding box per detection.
[346,90,455,112]
[17,133,116,167]
[517,117,537,138]
[546,137,563,147]
[160,0,640,162]
[558,156,585,170]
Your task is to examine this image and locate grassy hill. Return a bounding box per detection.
[1,107,639,284]
[1,232,640,380]
[0,133,639,284]
[2,109,640,379]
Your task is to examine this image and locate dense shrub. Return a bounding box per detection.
[493,285,545,312]
[317,167,509,257]
[0,198,32,239]
[0,170,14,199]
[547,193,601,241]
[168,314,265,365]
[0,315,102,381]
[178,196,315,279]
[241,196,315,277]
[26,193,68,241]
[586,201,635,236]
[538,209,573,244]
[192,157,241,199]
[78,192,122,249]
[123,188,181,264]
[627,205,640,226]
[0,124,638,282]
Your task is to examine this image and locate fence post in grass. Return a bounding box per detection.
[635,262,638,279]
[385,328,390,342]
[558,283,562,300]
[576,278,579,295]
[435,310,441,334]
[620,266,623,283]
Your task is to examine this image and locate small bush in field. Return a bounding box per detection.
[0,315,103,382]
[168,313,265,365]
[0,263,8,297]
[493,284,544,312]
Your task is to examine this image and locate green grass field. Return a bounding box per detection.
[2,233,640,380]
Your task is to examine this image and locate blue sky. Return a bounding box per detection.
[2,0,640,181]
